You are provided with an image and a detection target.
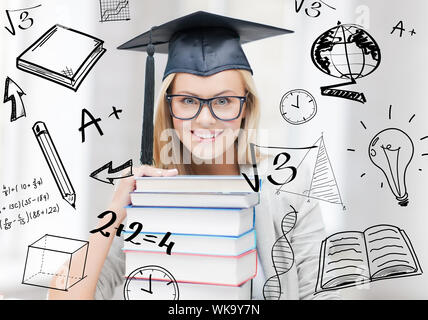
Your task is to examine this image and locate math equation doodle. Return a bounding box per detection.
[4,4,41,36]
[0,177,61,232]
[90,210,175,255]
[315,224,422,294]
[276,134,345,208]
[311,21,381,103]
[241,143,317,193]
[241,137,345,210]
[263,206,297,300]
[295,0,336,18]
[22,234,89,291]
[99,0,131,22]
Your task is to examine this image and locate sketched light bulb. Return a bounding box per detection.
[368,128,414,207]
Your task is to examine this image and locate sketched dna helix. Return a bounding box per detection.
[263,206,297,300]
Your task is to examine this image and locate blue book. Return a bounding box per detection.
[125,205,255,237]
[135,175,261,193]
[122,228,256,256]
[123,248,257,287]
[130,191,259,209]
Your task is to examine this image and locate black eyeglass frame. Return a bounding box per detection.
[166,94,247,121]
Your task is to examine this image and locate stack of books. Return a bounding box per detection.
[123,175,259,300]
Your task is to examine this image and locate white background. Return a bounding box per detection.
[0,0,427,299]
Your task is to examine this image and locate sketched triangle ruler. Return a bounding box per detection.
[277,134,344,207]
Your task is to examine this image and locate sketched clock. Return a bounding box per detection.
[279,89,317,125]
[123,265,179,300]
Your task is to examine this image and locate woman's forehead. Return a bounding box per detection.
[171,70,245,95]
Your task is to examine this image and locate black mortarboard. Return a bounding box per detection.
[118,11,293,165]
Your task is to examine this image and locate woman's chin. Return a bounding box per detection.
[191,151,218,162]
[189,146,225,163]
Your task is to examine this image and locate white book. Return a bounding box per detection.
[125,205,254,237]
[124,249,257,287]
[130,191,259,208]
[122,229,256,256]
[135,175,258,193]
[124,278,252,300]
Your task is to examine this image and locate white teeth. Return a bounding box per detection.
[198,134,214,138]
[193,131,223,139]
[195,133,215,138]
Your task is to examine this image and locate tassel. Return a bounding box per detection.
[140,29,155,165]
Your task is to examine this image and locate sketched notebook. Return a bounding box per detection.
[16,24,106,91]
[315,224,422,293]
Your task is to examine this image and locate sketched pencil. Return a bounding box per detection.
[32,121,76,209]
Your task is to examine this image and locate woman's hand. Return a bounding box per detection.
[108,165,178,222]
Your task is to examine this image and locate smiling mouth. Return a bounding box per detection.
[191,130,224,141]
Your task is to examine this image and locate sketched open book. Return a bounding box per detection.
[16,24,106,91]
[315,224,422,293]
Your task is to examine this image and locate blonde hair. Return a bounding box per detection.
[153,69,263,174]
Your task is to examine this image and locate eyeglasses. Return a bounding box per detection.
[166,94,247,121]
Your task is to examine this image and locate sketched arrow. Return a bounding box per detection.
[90,159,133,185]
[4,77,26,122]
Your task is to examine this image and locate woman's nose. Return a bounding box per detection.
[195,103,216,125]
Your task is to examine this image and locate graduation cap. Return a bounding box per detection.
[118,11,293,165]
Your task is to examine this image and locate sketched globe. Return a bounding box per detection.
[311,22,381,80]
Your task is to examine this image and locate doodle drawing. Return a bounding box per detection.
[263,206,297,300]
[311,21,381,103]
[391,21,416,38]
[279,89,317,125]
[369,128,414,207]
[4,4,41,36]
[22,234,89,291]
[295,0,336,18]
[348,106,423,206]
[16,24,106,91]
[3,77,26,122]
[315,224,422,293]
[276,134,345,208]
[90,159,133,185]
[123,265,179,300]
[33,121,76,209]
[99,0,130,22]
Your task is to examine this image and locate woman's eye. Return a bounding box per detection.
[183,98,196,105]
[215,98,229,105]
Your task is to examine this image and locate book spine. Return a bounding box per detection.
[17,60,73,85]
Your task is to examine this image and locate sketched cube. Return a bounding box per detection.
[22,234,89,291]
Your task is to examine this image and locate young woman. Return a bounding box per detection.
[49,11,339,300]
